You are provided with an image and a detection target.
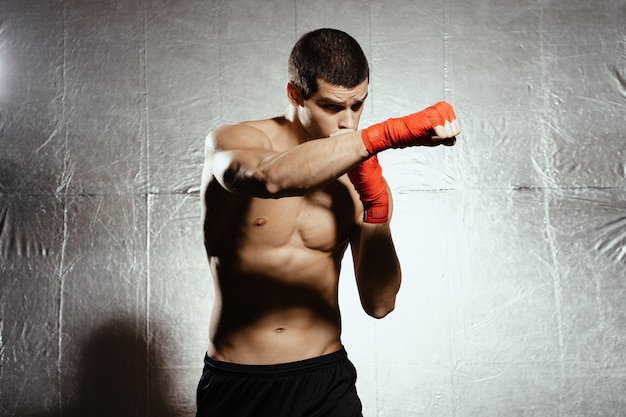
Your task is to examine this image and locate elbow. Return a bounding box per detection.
[221,163,283,198]
[358,275,401,319]
[363,301,395,319]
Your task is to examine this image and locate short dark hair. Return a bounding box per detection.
[288,28,369,99]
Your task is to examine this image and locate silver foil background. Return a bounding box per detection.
[1,0,625,416]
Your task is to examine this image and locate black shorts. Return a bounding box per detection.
[196,348,363,417]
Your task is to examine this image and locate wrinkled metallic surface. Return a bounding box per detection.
[1,0,625,416]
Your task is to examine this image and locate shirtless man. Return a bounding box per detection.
[197,28,460,416]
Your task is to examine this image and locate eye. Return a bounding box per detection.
[324,104,342,111]
[351,102,363,111]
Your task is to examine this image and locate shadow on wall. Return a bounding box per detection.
[31,319,177,417]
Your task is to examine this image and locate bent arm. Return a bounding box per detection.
[351,185,401,319]
[207,123,370,198]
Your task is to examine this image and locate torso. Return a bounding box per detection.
[203,118,362,364]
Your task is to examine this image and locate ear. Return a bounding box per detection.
[286,83,304,106]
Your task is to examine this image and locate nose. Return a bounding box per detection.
[338,110,356,130]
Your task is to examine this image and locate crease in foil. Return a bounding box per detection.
[594,214,626,263]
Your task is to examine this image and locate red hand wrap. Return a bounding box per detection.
[347,155,388,224]
[361,101,456,154]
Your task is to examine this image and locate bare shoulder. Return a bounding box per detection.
[241,116,287,133]
[206,118,286,154]
[245,116,294,142]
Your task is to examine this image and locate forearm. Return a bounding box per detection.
[354,222,402,319]
[213,101,459,198]
[237,131,369,197]
[259,101,459,196]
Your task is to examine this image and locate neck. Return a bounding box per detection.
[284,106,315,143]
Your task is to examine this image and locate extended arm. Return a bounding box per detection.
[206,101,459,199]
[207,123,369,198]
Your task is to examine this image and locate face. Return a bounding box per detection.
[290,79,369,139]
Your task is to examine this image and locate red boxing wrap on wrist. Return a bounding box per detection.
[361,101,456,154]
[347,155,389,224]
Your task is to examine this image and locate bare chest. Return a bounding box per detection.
[241,181,357,253]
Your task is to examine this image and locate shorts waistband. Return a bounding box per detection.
[204,347,348,378]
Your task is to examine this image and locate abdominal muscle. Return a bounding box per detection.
[207,247,345,365]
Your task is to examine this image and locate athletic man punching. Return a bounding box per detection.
[198,28,460,416]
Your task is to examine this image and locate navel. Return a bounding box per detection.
[275,327,285,333]
[253,217,267,227]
